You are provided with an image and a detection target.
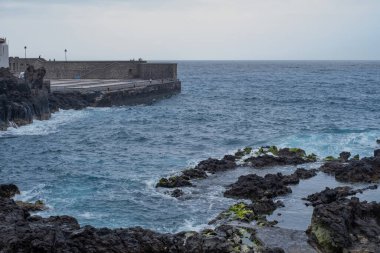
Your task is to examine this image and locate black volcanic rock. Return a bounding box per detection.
[303,185,378,207]
[244,147,315,168]
[320,152,380,183]
[224,173,292,200]
[0,67,51,130]
[339,151,351,162]
[0,184,20,198]
[307,198,380,253]
[224,168,318,200]
[0,194,271,253]
[156,156,236,188]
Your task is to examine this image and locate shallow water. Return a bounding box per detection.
[1,61,380,233]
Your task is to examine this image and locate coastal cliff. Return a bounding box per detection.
[0,67,51,130]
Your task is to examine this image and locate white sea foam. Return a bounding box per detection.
[0,109,88,137]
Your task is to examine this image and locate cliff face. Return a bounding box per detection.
[0,67,51,130]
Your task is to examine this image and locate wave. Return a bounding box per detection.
[0,109,88,138]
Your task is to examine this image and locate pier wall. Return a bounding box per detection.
[9,57,178,80]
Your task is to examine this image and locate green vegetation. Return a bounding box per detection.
[228,203,253,220]
[324,156,337,161]
[311,223,339,253]
[268,146,278,155]
[243,146,252,155]
[306,153,318,162]
[353,154,360,160]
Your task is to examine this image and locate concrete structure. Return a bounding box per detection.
[9,57,177,80]
[0,38,9,68]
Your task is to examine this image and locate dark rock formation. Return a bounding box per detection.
[339,151,351,162]
[0,67,51,130]
[224,173,292,200]
[195,158,236,173]
[156,157,236,188]
[208,201,281,227]
[307,197,380,253]
[0,184,20,198]
[156,176,193,188]
[0,194,274,253]
[303,185,378,207]
[170,189,184,198]
[376,139,380,144]
[15,200,48,212]
[244,148,316,168]
[320,151,380,183]
[224,168,318,200]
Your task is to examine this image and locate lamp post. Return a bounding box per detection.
[64,49,67,62]
[24,46,27,59]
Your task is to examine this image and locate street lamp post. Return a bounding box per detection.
[24,46,27,59]
[64,49,67,62]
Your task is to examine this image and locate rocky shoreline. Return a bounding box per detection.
[0,67,181,130]
[1,144,380,252]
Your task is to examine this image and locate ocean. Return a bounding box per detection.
[1,61,379,233]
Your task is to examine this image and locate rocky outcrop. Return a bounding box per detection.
[0,184,20,198]
[156,146,317,189]
[320,149,380,183]
[244,147,317,168]
[224,173,292,200]
[224,168,318,200]
[156,157,236,188]
[0,194,284,253]
[307,197,380,253]
[0,67,51,130]
[303,185,378,207]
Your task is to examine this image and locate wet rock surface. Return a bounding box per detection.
[224,168,318,200]
[307,197,380,253]
[0,67,51,130]
[320,151,380,183]
[0,194,284,253]
[0,184,20,198]
[224,173,292,200]
[244,148,316,168]
[303,185,378,207]
[156,156,236,188]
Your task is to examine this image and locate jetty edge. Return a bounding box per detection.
[0,65,181,131]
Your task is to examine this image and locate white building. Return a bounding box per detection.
[0,38,9,68]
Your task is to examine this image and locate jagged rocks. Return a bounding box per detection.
[0,67,51,130]
[224,168,318,200]
[224,173,292,200]
[170,189,184,198]
[0,184,20,198]
[339,151,351,162]
[303,185,378,207]
[156,157,236,188]
[194,158,236,173]
[15,200,48,212]
[156,176,193,188]
[244,148,316,168]
[307,197,380,253]
[0,195,272,253]
[320,154,380,183]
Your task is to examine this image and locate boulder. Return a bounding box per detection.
[339,151,351,162]
[224,173,292,200]
[307,198,380,253]
[0,184,20,198]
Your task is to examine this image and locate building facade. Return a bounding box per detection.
[0,38,9,68]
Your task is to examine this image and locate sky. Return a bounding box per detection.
[1,0,380,60]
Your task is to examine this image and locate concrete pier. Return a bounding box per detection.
[50,78,178,93]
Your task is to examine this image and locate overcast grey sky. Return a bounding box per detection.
[1,0,380,60]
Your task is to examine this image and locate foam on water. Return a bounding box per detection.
[0,109,88,137]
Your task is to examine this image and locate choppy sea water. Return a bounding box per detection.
[1,61,380,233]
